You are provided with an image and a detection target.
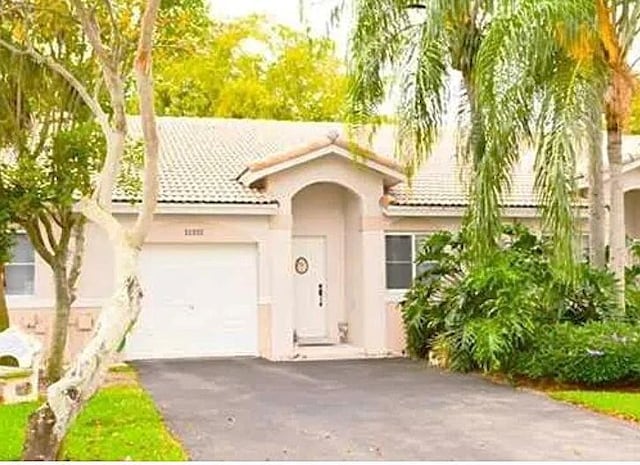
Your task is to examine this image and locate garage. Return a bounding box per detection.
[124,243,258,360]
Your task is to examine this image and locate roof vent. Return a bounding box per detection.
[326,129,340,142]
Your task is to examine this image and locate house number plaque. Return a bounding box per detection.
[295,257,309,275]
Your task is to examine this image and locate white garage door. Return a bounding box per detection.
[124,243,258,360]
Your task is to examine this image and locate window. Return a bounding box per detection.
[4,234,35,295]
[385,234,437,290]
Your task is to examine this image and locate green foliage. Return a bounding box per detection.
[431,251,539,372]
[403,225,543,371]
[139,15,347,121]
[117,139,145,203]
[515,322,640,385]
[545,263,620,325]
[626,88,640,135]
[402,224,640,378]
[0,385,187,461]
[0,192,15,266]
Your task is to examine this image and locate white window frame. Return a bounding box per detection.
[5,232,35,297]
[385,232,435,294]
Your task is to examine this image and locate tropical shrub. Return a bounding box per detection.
[545,264,620,325]
[401,224,640,377]
[403,225,544,371]
[515,322,640,385]
[429,251,539,372]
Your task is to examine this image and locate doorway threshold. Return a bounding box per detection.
[296,337,334,347]
[291,343,395,361]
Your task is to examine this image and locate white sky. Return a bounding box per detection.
[208,0,350,56]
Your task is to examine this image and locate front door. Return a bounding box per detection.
[293,236,327,341]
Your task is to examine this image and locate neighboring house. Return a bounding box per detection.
[5,118,640,362]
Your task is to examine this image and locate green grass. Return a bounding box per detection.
[0,385,187,461]
[550,391,640,423]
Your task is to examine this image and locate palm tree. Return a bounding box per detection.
[473,0,639,308]
[347,0,510,256]
[347,0,586,269]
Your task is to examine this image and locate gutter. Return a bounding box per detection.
[109,202,279,216]
[384,204,589,218]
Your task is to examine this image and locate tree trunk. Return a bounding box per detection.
[20,0,160,458]
[23,237,142,460]
[0,264,9,332]
[45,260,72,382]
[607,123,626,311]
[589,133,606,267]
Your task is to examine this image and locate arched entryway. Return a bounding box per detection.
[291,182,365,347]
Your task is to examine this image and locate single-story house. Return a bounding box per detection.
[6,117,640,362]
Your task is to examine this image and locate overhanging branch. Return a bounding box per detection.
[0,38,110,135]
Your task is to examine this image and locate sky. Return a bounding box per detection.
[207,0,350,56]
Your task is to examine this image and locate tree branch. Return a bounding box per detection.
[68,0,114,71]
[0,38,110,135]
[38,212,60,254]
[131,0,162,246]
[68,0,127,208]
[23,222,55,266]
[67,215,86,304]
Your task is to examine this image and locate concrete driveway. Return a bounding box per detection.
[134,358,640,460]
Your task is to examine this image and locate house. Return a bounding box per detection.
[5,117,640,362]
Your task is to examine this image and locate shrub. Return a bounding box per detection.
[545,264,620,325]
[401,223,640,377]
[403,226,542,372]
[515,322,640,385]
[430,252,539,372]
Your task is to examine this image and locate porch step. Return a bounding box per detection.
[291,344,396,361]
[296,336,335,347]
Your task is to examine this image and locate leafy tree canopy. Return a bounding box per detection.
[134,14,347,121]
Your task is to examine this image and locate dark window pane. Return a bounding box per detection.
[386,263,412,289]
[385,235,411,262]
[10,235,34,263]
[5,264,34,295]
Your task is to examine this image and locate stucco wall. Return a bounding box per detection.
[266,153,388,356]
[7,212,273,361]
[8,307,100,363]
[345,193,364,347]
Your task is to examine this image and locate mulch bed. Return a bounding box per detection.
[484,372,640,393]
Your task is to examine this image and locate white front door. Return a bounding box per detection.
[293,236,327,340]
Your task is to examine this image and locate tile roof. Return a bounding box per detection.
[123,116,640,208]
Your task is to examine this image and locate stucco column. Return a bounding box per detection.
[360,225,387,354]
[268,214,295,360]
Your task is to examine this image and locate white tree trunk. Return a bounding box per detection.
[21,0,161,459]
[607,126,626,311]
[589,133,606,267]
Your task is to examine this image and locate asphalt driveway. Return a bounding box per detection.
[134,358,640,460]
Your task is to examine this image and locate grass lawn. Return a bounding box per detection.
[550,391,640,423]
[0,384,187,461]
